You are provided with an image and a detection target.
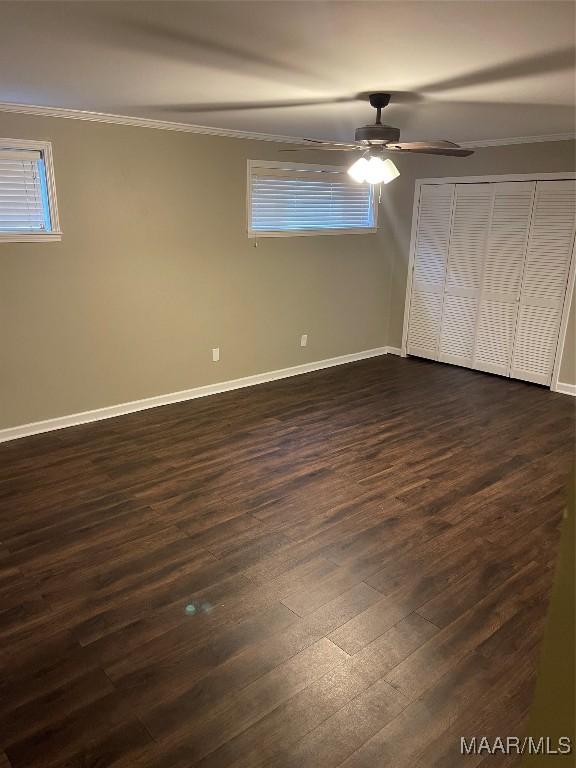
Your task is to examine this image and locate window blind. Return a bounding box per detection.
[249,165,375,235]
[0,149,51,233]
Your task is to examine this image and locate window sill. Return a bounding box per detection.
[0,232,62,243]
[247,228,377,238]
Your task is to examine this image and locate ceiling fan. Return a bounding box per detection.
[281,92,474,184]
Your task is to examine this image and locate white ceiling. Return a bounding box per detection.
[0,1,574,143]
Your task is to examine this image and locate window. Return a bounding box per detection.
[0,139,61,242]
[247,160,377,237]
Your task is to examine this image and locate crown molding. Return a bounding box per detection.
[0,101,574,148]
[460,133,576,148]
[0,101,310,145]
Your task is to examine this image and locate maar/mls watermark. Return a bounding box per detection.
[460,736,572,756]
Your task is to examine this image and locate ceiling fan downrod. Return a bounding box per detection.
[369,92,391,125]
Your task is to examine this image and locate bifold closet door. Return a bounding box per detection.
[438,183,492,367]
[406,178,574,387]
[406,183,454,359]
[510,179,576,385]
[472,181,535,376]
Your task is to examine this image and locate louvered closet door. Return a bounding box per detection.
[510,180,576,385]
[438,183,492,367]
[406,183,454,360]
[472,181,535,376]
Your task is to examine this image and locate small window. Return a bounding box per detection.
[247,160,377,237]
[0,139,61,242]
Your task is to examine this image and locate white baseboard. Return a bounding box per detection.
[386,346,402,356]
[0,346,392,444]
[554,381,576,397]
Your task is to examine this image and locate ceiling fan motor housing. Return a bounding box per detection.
[355,124,401,144]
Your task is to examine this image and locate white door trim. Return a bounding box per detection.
[550,232,576,392]
[414,172,576,186]
[402,172,576,392]
[400,184,423,357]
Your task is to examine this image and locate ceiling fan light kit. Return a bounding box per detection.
[348,155,400,185]
[347,156,370,182]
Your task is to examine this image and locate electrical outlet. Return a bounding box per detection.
[212,347,220,362]
[300,334,308,347]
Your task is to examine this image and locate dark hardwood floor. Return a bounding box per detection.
[0,355,574,768]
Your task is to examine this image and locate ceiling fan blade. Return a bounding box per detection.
[390,141,460,149]
[385,142,474,157]
[300,138,360,146]
[280,145,361,152]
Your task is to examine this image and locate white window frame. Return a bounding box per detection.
[0,137,62,243]
[246,159,378,238]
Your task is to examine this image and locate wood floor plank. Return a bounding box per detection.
[337,594,546,768]
[327,534,489,655]
[193,613,438,768]
[265,676,408,768]
[143,638,349,761]
[52,720,154,768]
[384,562,550,701]
[105,603,299,711]
[1,668,115,748]
[0,355,572,767]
